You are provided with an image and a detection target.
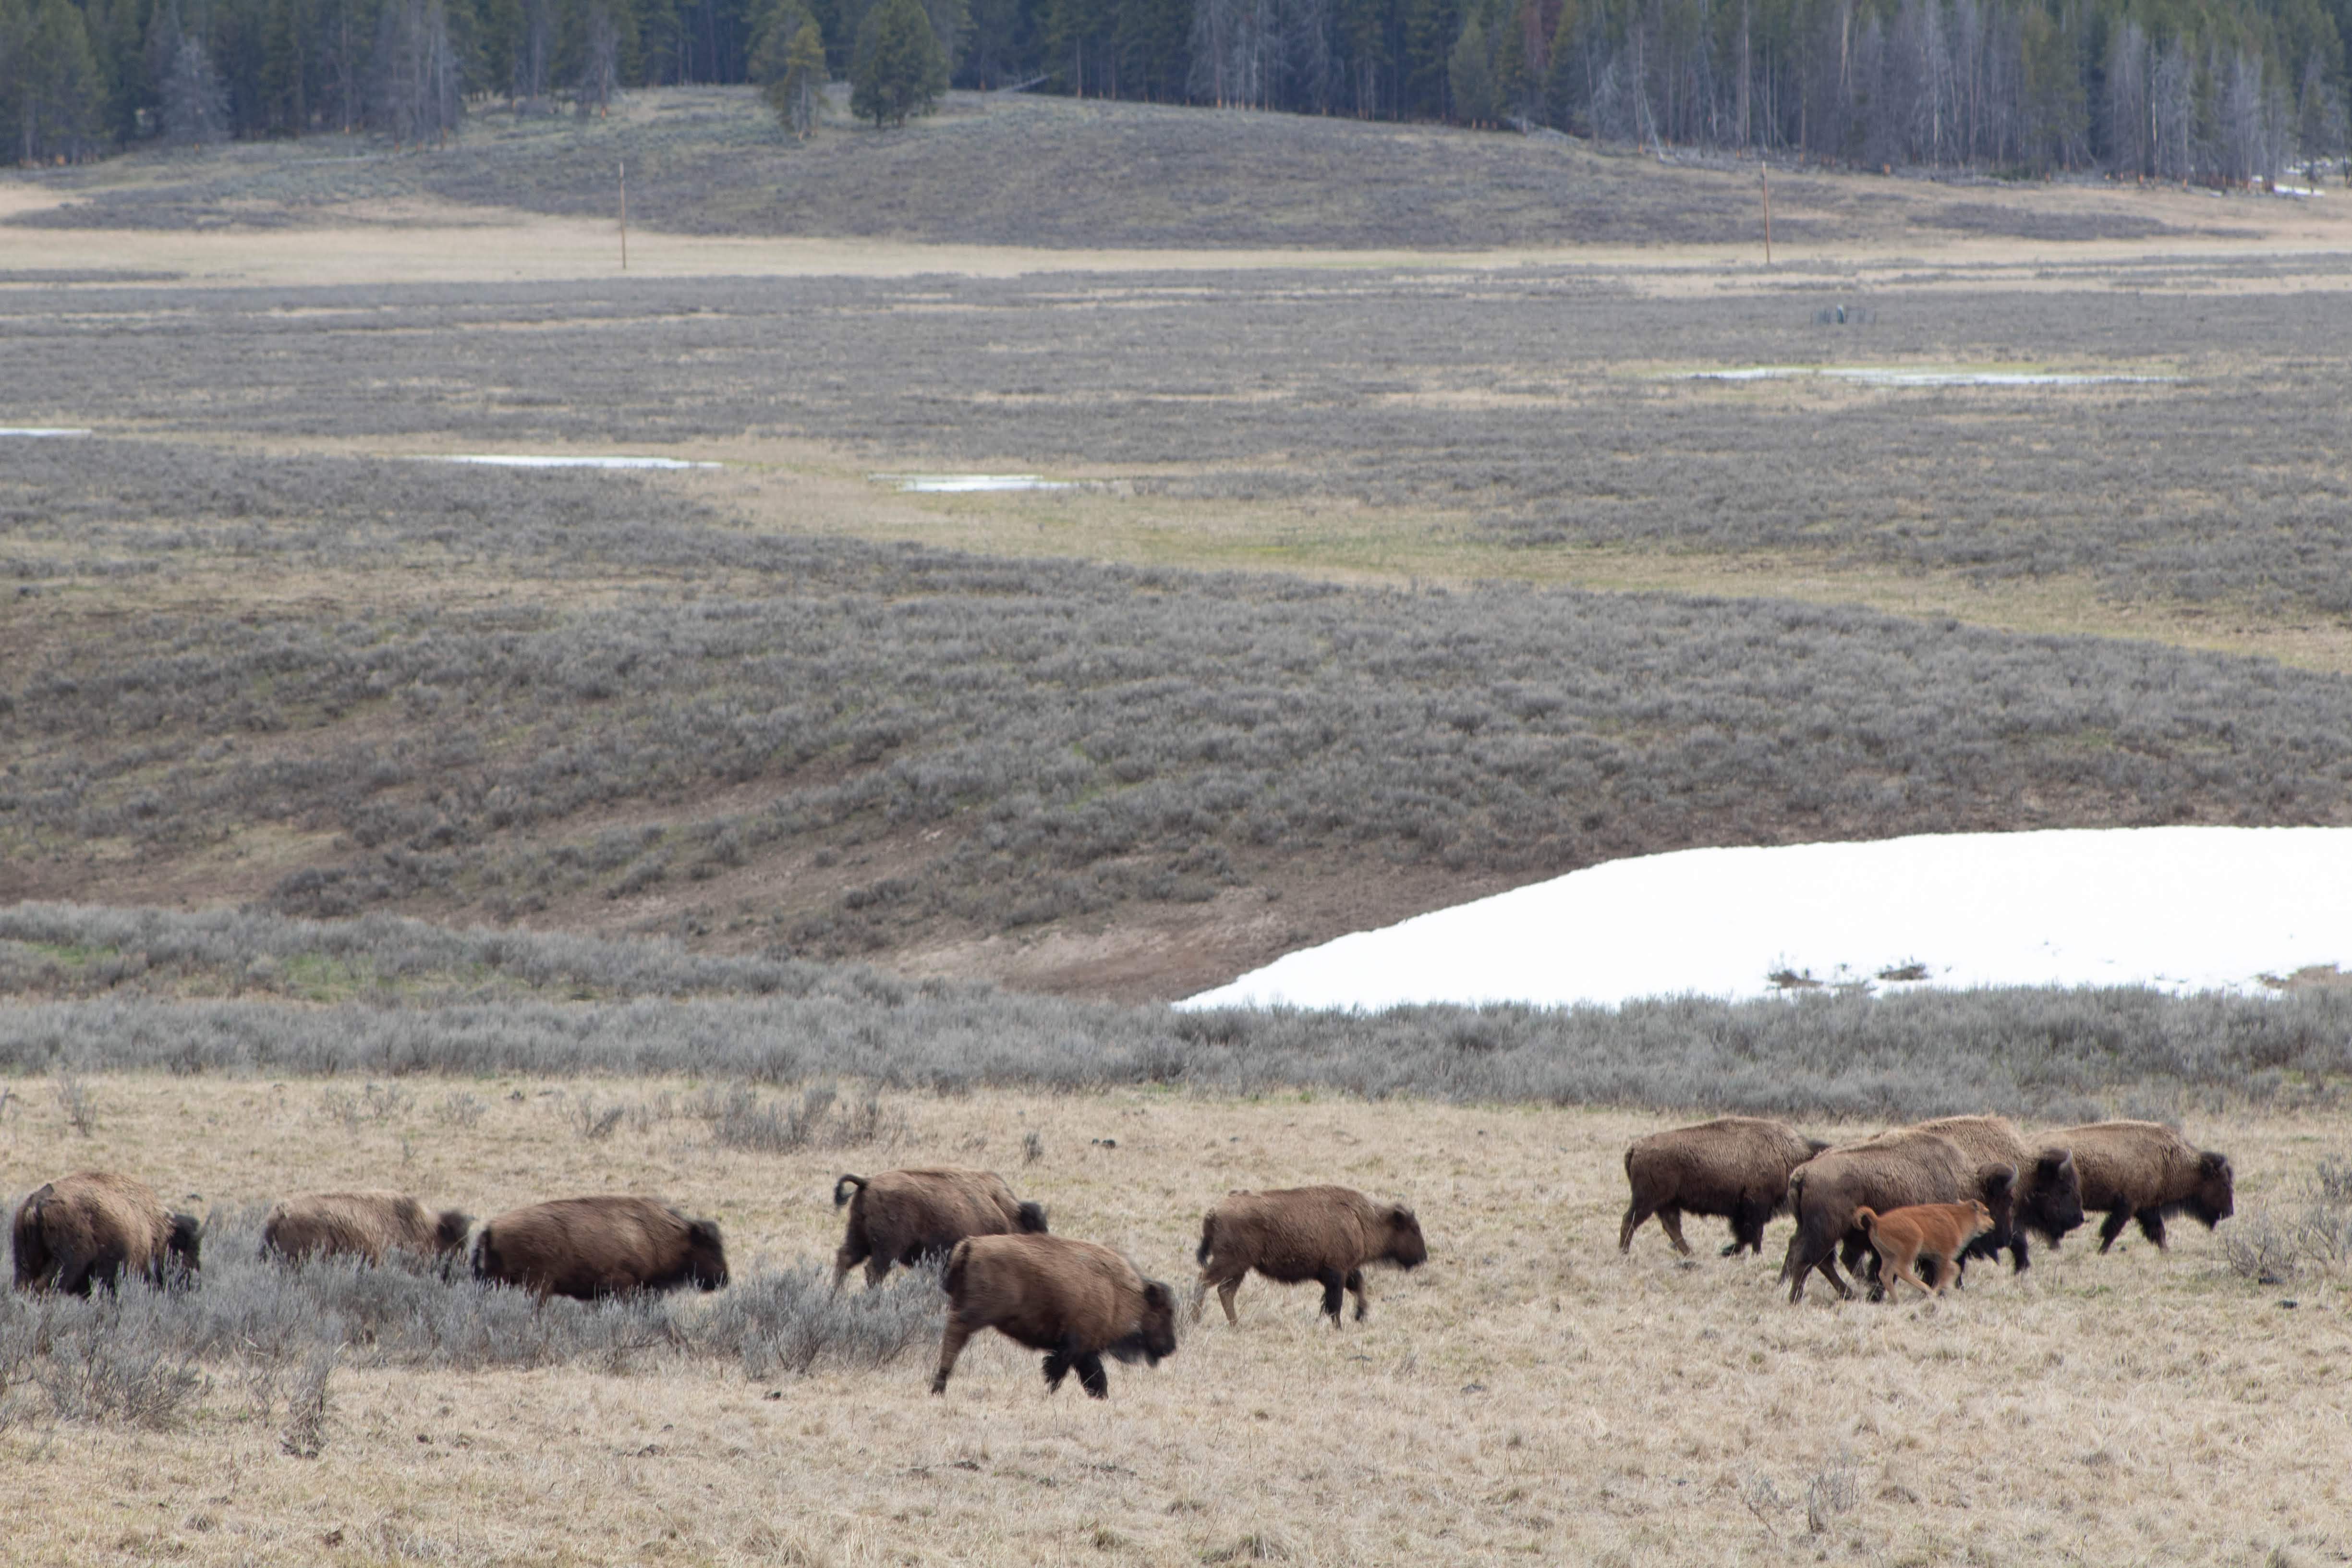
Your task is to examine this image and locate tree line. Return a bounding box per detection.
[2,0,2343,177]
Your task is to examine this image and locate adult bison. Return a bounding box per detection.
[471,1196,727,1301]
[12,1171,201,1296]
[932,1233,1177,1399]
[2051,1121,2234,1252]
[1620,1117,1830,1257]
[1909,1116,2085,1272]
[1781,1130,2018,1303]
[262,1191,472,1269]
[1192,1185,1427,1328]
[831,1168,1046,1291]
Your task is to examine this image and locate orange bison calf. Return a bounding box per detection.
[831,1168,1047,1291]
[1855,1200,1997,1297]
[1193,1185,1427,1328]
[2052,1120,2234,1252]
[12,1170,201,1295]
[471,1196,727,1301]
[1782,1129,2018,1303]
[1621,1117,1829,1257]
[931,1233,1178,1399]
[263,1191,472,1268]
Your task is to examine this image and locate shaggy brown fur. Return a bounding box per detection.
[1856,1201,1997,1297]
[831,1168,1047,1291]
[1909,1116,2085,1271]
[1192,1185,1428,1328]
[1620,1117,1830,1257]
[2050,1121,2234,1252]
[1781,1130,2018,1303]
[12,1171,201,1296]
[262,1191,472,1267]
[471,1196,727,1301]
[932,1233,1177,1399]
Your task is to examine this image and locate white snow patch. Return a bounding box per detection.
[0,426,93,438]
[1675,367,2173,388]
[431,454,720,470]
[1182,827,2352,1012]
[877,473,1075,493]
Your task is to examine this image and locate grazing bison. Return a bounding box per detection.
[831,1168,1047,1291]
[262,1191,471,1268]
[1909,1116,2085,1272]
[1781,1130,2017,1303]
[1192,1185,1427,1328]
[1620,1117,1830,1257]
[2051,1121,2234,1252]
[932,1233,1177,1399]
[12,1171,201,1296]
[471,1196,727,1301]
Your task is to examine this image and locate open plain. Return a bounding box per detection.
[8,86,2352,1566]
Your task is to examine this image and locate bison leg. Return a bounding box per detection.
[1042,1350,1072,1392]
[1316,1267,1346,1327]
[1655,1207,1692,1257]
[2005,1233,2031,1273]
[2136,1210,2168,1250]
[1618,1198,1655,1252]
[930,1314,976,1395]
[1216,1276,1242,1326]
[2097,1207,2132,1253]
[1345,1268,1368,1322]
[1074,1353,1109,1400]
[830,1246,865,1293]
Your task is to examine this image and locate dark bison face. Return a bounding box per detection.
[1135,1280,1179,1364]
[434,1210,474,1256]
[1387,1207,1429,1270]
[2193,1152,2236,1227]
[1976,1165,2020,1248]
[684,1219,729,1291]
[167,1213,203,1284]
[2022,1151,2085,1242]
[1015,1201,1049,1234]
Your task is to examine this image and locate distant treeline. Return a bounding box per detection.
[2,0,2345,176]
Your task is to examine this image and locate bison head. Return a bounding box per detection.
[166,1212,203,1285]
[1133,1279,1180,1365]
[683,1218,729,1291]
[1015,1201,1049,1234]
[433,1209,474,1256]
[2019,1149,2085,1243]
[1385,1205,1428,1270]
[1975,1164,2020,1250]
[2191,1151,2235,1227]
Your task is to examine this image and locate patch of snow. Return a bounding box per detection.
[1181,827,2352,1012]
[431,454,720,470]
[1675,367,2173,388]
[877,473,1076,493]
[0,426,93,437]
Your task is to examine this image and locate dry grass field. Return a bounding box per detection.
[1,1074,2346,1566]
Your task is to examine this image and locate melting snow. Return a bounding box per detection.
[0,426,93,437]
[878,474,1076,493]
[433,454,720,470]
[1676,367,2172,388]
[1182,827,2352,1011]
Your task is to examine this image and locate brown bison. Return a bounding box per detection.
[831,1168,1047,1291]
[1781,1129,2018,1303]
[1856,1200,1997,1298]
[262,1191,472,1268]
[1620,1117,1830,1257]
[1192,1185,1428,1328]
[1909,1116,2085,1271]
[471,1196,727,1301]
[932,1232,1178,1399]
[12,1171,201,1296]
[2051,1121,2234,1252]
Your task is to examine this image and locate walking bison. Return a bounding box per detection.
[1781,1130,2018,1303]
[1908,1116,2085,1271]
[262,1191,471,1269]
[2051,1121,2234,1252]
[1620,1117,1830,1257]
[1192,1185,1427,1328]
[831,1168,1046,1291]
[931,1233,1178,1399]
[12,1171,201,1296]
[471,1196,727,1301]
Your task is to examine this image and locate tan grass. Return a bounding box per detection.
[2,1074,2346,1564]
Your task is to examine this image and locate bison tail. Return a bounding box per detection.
[832,1175,867,1209]
[942,1238,971,1299]
[1854,1207,1879,1239]
[1196,1215,1217,1267]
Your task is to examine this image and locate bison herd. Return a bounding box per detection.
[9,1164,1427,1403]
[1621,1115,2235,1302]
[8,1112,2231,1403]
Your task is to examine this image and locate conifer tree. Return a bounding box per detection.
[851,0,945,124]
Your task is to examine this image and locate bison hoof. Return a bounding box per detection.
[930,1377,948,1396]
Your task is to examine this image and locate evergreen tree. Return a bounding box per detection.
[1447,8,1492,120]
[851,0,944,122]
